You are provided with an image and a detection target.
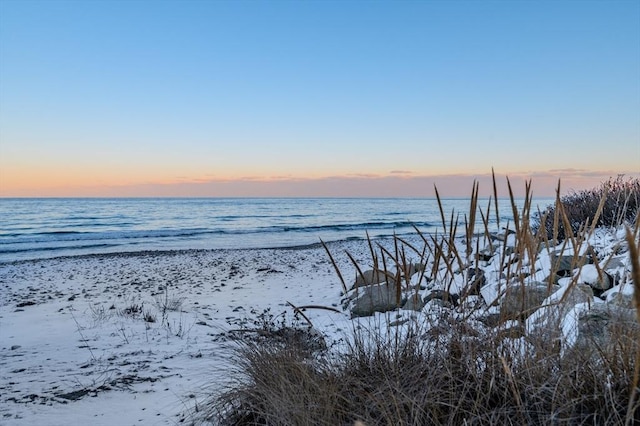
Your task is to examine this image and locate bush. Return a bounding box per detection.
[535,176,640,242]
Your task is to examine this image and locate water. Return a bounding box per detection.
[0,198,554,263]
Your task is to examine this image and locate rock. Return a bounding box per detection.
[575,264,612,291]
[500,281,550,320]
[389,318,410,327]
[350,283,404,318]
[527,283,593,334]
[606,292,633,309]
[402,293,426,311]
[424,290,459,308]
[461,268,485,297]
[402,262,425,277]
[353,269,395,289]
[477,313,502,328]
[491,229,516,242]
[602,255,627,272]
[550,252,589,274]
[477,247,494,262]
[575,305,637,348]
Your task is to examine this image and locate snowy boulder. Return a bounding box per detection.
[461,268,485,298]
[601,254,629,286]
[602,254,627,271]
[606,292,634,309]
[349,283,405,318]
[424,289,459,308]
[526,282,593,335]
[477,247,494,262]
[574,304,638,351]
[574,264,612,292]
[402,292,426,311]
[404,262,426,276]
[353,263,425,290]
[353,268,395,289]
[500,281,552,320]
[603,283,636,309]
[491,229,515,242]
[550,252,589,274]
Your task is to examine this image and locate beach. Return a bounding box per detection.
[0,197,464,424]
[0,241,374,425]
[1,192,638,424]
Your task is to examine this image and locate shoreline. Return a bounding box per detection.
[0,234,404,266]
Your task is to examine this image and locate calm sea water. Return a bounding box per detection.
[0,198,554,263]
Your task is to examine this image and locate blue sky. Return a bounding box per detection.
[0,0,638,197]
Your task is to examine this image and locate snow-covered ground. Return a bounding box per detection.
[0,241,376,425]
[1,228,637,425]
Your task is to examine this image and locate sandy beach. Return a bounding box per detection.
[0,241,376,425]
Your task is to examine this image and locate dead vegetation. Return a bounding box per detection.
[198,175,640,426]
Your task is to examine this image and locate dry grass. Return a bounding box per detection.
[197,176,640,426]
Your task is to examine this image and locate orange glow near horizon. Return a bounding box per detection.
[2,166,638,198]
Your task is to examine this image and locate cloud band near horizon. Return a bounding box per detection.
[2,169,638,198]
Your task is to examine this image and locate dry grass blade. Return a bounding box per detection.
[286,301,314,327]
[625,225,640,425]
[366,231,378,270]
[553,180,561,243]
[479,198,493,253]
[291,304,342,314]
[321,239,347,294]
[435,184,447,234]
[507,177,521,237]
[588,185,608,234]
[411,223,429,246]
[492,167,500,229]
[465,180,479,260]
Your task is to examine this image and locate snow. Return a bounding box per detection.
[0,243,366,425]
[1,226,637,425]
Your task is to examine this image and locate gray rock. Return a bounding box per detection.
[497,323,526,340]
[602,255,627,272]
[500,281,551,320]
[461,268,486,297]
[526,283,593,341]
[575,304,639,351]
[353,269,395,289]
[350,283,404,318]
[478,247,494,262]
[577,264,612,291]
[606,291,635,309]
[477,313,502,328]
[424,290,459,308]
[405,262,426,276]
[402,293,426,311]
[491,229,516,242]
[550,252,589,273]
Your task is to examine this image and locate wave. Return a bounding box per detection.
[0,243,117,255]
[1,220,434,243]
[280,221,432,233]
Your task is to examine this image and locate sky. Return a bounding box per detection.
[0,0,639,198]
